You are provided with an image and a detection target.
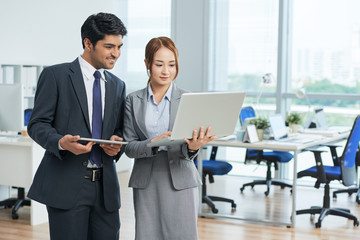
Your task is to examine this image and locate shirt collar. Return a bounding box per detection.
[147,82,173,103]
[78,55,106,82]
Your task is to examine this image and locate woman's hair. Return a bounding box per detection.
[145,36,179,82]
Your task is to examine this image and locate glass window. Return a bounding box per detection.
[210,0,279,95]
[209,0,279,177]
[113,0,171,93]
[291,0,360,126]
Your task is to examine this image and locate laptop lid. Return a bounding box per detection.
[314,107,328,129]
[170,92,246,140]
[269,114,288,140]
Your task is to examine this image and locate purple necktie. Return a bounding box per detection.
[89,70,102,167]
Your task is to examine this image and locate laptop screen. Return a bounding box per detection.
[269,114,288,140]
[315,108,328,129]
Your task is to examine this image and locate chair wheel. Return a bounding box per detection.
[332,193,337,199]
[12,213,19,220]
[354,220,359,227]
[240,187,244,192]
[212,208,219,214]
[348,192,353,197]
[356,196,360,204]
[231,203,237,209]
[315,222,321,228]
[264,191,269,196]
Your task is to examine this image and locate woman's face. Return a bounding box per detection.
[148,47,177,87]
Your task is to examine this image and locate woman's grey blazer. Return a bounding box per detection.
[124,83,202,190]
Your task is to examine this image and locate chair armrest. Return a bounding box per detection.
[320,143,341,166]
[301,147,328,185]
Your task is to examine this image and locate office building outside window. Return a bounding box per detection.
[291,0,360,126]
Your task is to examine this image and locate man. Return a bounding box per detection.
[27,13,127,240]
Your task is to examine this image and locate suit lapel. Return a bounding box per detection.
[169,83,182,131]
[69,59,91,132]
[133,88,149,139]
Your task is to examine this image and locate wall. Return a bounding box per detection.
[0,0,132,172]
[0,0,118,65]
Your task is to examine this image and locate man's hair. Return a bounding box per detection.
[81,12,127,49]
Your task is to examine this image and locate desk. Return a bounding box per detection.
[0,136,47,225]
[197,132,349,227]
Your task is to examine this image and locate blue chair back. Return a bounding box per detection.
[240,106,255,124]
[341,115,360,186]
[24,109,32,126]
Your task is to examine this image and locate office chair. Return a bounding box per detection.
[331,145,360,204]
[296,115,360,228]
[0,188,31,219]
[320,141,360,204]
[24,108,32,126]
[0,109,32,219]
[196,147,237,213]
[239,106,293,196]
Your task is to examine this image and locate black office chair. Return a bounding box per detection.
[0,188,31,219]
[195,147,237,213]
[296,115,360,228]
[0,109,32,219]
[239,106,293,196]
[332,146,360,204]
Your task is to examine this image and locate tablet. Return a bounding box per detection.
[79,137,128,145]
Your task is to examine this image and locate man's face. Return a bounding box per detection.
[87,34,123,69]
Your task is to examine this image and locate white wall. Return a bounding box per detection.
[0,0,119,65]
[0,0,133,172]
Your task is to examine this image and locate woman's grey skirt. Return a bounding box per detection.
[133,151,199,240]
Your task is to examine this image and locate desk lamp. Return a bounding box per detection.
[255,73,273,116]
[296,88,313,128]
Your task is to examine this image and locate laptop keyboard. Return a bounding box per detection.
[277,137,315,144]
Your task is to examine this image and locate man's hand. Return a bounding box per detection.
[100,135,123,157]
[59,134,94,155]
[184,126,216,151]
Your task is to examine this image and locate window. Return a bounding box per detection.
[113,0,171,93]
[291,0,360,125]
[210,0,278,92]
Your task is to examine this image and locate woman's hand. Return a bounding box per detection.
[151,131,172,143]
[184,126,216,151]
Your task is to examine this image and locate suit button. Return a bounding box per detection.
[83,161,88,166]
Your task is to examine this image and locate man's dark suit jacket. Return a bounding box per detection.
[27,59,126,212]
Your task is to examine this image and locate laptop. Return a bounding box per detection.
[147,92,246,147]
[314,108,351,133]
[269,114,318,144]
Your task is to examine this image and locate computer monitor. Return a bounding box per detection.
[0,84,24,132]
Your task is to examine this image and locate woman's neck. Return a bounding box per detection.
[150,82,171,104]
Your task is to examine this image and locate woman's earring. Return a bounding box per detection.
[147,69,150,77]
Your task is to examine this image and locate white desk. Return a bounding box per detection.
[197,132,349,227]
[0,136,47,225]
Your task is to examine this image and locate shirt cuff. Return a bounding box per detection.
[58,139,64,150]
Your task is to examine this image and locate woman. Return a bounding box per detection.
[123,36,215,240]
